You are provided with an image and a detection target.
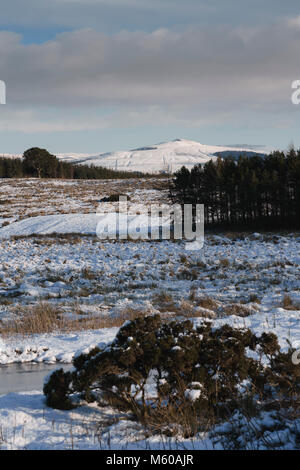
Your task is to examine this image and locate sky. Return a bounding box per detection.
[0,0,300,154]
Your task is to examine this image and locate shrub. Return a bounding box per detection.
[43,368,74,410]
[100,193,130,202]
[282,294,296,310]
[44,315,300,436]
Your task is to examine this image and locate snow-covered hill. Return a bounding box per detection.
[0,139,271,174]
[57,139,270,174]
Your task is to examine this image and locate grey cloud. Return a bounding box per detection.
[0,0,298,32]
[1,21,300,112]
[0,0,214,31]
[0,104,239,134]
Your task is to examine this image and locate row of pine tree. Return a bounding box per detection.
[0,147,150,180]
[170,149,300,230]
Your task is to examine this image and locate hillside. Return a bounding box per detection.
[0,139,270,175]
[57,139,270,174]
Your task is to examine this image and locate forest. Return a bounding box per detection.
[170,148,300,230]
[0,147,152,180]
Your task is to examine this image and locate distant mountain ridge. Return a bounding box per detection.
[57,139,271,174]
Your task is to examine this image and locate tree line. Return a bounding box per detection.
[169,148,300,230]
[0,147,155,179]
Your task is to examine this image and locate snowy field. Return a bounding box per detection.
[0,391,218,450]
[0,232,299,364]
[0,178,299,449]
[0,177,168,221]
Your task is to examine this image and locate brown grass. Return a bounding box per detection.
[81,267,98,280]
[119,377,214,439]
[0,177,170,221]
[281,294,299,310]
[196,296,219,311]
[152,291,178,314]
[222,303,254,317]
[0,302,146,337]
[219,258,230,268]
[140,400,213,439]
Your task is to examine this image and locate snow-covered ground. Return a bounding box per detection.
[0,328,118,365]
[0,391,217,450]
[0,177,168,221]
[0,212,168,239]
[0,178,298,450]
[0,232,298,363]
[1,387,298,450]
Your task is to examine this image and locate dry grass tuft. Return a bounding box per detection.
[196,296,219,311]
[0,302,146,337]
[281,294,299,310]
[0,302,63,336]
[219,258,230,268]
[222,303,254,317]
[152,291,177,313]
